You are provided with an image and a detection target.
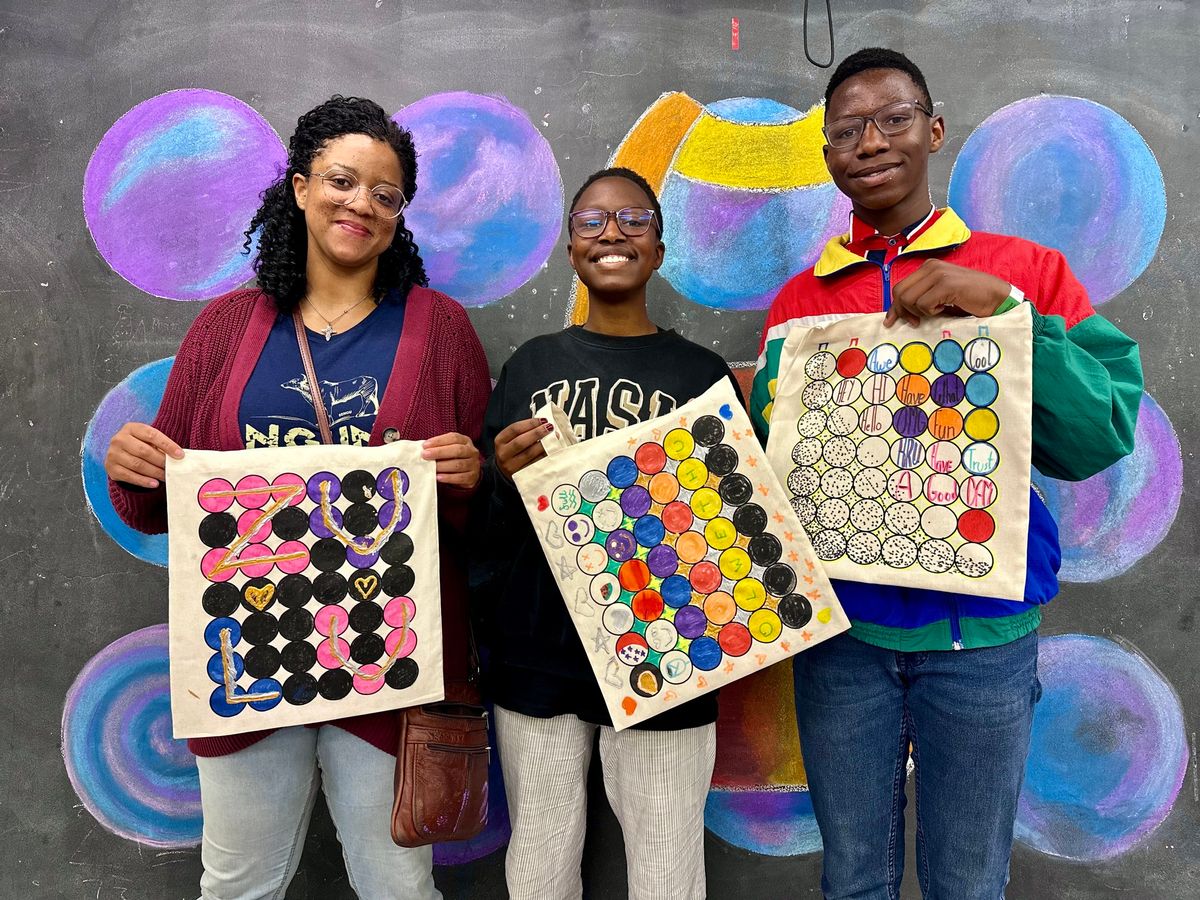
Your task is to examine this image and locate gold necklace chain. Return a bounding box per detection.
[304,291,373,341]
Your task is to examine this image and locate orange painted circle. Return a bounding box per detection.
[896,374,931,406]
[702,590,736,624]
[618,559,651,592]
[928,407,964,441]
[649,472,680,505]
[632,589,665,621]
[675,530,709,564]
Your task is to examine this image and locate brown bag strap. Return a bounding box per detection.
[292,308,335,445]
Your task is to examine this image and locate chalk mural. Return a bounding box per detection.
[1016,634,1188,861]
[1032,393,1182,582]
[81,358,174,566]
[83,90,285,301]
[568,92,851,327]
[393,92,563,307]
[948,95,1166,305]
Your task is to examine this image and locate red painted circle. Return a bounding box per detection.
[718,622,752,657]
[837,347,868,377]
[662,501,694,534]
[689,561,723,594]
[957,508,996,543]
[635,442,668,475]
[632,589,665,621]
[618,559,652,592]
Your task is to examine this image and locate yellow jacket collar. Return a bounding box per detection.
[813,208,973,277]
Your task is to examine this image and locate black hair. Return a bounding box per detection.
[568,166,664,239]
[824,48,933,110]
[243,95,428,311]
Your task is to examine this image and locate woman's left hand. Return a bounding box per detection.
[422,432,482,489]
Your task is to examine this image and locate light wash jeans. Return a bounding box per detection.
[195,725,441,900]
[794,630,1041,900]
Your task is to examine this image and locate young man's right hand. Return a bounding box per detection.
[493,418,554,479]
[105,422,185,489]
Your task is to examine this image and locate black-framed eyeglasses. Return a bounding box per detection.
[310,169,408,219]
[823,100,934,151]
[569,207,659,239]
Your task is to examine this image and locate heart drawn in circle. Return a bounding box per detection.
[353,575,379,599]
[244,584,275,611]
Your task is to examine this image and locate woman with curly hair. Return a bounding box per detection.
[104,95,491,899]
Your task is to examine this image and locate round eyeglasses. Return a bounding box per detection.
[311,169,408,219]
[569,207,659,239]
[823,100,934,151]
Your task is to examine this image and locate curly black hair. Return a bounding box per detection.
[824,48,933,110]
[244,95,428,311]
[568,166,664,239]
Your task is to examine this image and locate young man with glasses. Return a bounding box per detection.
[751,48,1142,898]
[477,167,739,899]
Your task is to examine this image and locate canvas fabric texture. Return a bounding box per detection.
[765,306,1033,602]
[166,444,444,739]
[513,379,849,730]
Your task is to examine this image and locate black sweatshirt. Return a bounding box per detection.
[475,325,742,731]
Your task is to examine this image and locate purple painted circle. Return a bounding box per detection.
[620,485,653,519]
[82,358,173,565]
[346,544,380,568]
[892,406,929,438]
[392,92,563,307]
[647,544,679,578]
[1017,634,1187,861]
[309,505,342,539]
[307,472,341,504]
[62,624,201,847]
[949,96,1166,305]
[705,789,820,856]
[606,529,638,562]
[1032,393,1181,582]
[674,605,708,639]
[84,90,285,300]
[376,467,409,500]
[379,501,411,534]
[930,373,966,407]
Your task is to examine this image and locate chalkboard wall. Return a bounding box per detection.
[2,1,1196,897]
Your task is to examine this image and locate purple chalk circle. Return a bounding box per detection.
[62,625,201,847]
[392,92,563,307]
[706,788,821,856]
[84,90,285,300]
[1032,393,1180,582]
[1017,634,1187,861]
[81,357,174,565]
[949,95,1165,305]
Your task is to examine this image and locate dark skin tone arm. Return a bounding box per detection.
[886,259,1011,328]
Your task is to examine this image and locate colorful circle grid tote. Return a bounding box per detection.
[764,306,1034,601]
[164,445,444,739]
[514,380,849,730]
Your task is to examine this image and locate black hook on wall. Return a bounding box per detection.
[804,0,835,68]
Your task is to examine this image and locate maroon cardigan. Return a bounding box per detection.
[109,286,491,757]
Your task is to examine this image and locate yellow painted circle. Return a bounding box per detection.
[964,408,1000,441]
[664,428,695,460]
[676,457,709,491]
[748,608,783,642]
[719,547,752,581]
[733,577,767,611]
[900,342,933,374]
[704,517,737,550]
[690,487,723,520]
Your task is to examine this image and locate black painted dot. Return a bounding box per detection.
[719,473,754,506]
[239,576,276,614]
[778,593,814,629]
[241,612,279,645]
[202,583,240,617]
[748,533,783,567]
[380,532,414,566]
[318,669,353,701]
[691,415,725,447]
[706,444,739,476]
[344,503,379,537]
[763,563,798,597]
[348,601,383,634]
[283,672,318,705]
[313,572,348,603]
[351,632,385,664]
[385,658,420,689]
[310,538,346,572]
[342,470,377,503]
[243,644,281,679]
[277,574,313,608]
[281,640,317,674]
[382,565,415,597]
[278,608,314,642]
[272,506,309,541]
[348,568,382,602]
[198,512,237,548]
[732,503,768,535]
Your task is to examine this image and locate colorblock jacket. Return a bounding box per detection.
[750,209,1143,651]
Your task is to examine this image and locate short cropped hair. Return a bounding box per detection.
[824,48,932,110]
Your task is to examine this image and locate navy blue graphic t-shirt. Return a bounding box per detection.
[239,295,406,447]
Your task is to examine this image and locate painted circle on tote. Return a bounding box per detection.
[62,624,201,847]
[792,438,823,467]
[949,96,1166,305]
[392,92,562,306]
[1032,393,1182,583]
[82,357,173,565]
[591,499,624,533]
[84,90,285,300]
[804,350,837,380]
[1016,635,1186,860]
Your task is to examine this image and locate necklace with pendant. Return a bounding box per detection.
[304,291,373,341]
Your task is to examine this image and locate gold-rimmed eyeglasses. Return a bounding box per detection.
[310,169,408,219]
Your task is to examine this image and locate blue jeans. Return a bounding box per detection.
[794,630,1040,900]
[195,726,441,900]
